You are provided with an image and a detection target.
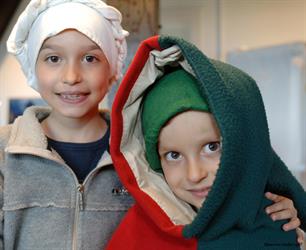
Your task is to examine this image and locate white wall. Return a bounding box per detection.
[160,0,306,59]
[220,0,306,59]
[159,0,220,59]
[1,0,305,125]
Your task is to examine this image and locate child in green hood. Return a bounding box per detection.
[141,68,304,246]
[107,36,305,250]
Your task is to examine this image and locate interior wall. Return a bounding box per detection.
[159,0,219,59]
[0,0,305,125]
[160,0,306,59]
[220,0,306,59]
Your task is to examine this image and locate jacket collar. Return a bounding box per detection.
[6,106,113,169]
[6,106,51,154]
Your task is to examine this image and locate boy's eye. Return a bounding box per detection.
[165,151,182,161]
[203,142,221,154]
[46,55,60,63]
[84,55,97,63]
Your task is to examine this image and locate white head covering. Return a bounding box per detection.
[7,0,129,90]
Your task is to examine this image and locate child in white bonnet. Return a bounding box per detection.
[1,0,132,249]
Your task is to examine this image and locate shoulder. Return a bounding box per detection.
[0,125,12,168]
[0,125,12,149]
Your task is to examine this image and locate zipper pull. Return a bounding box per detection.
[77,184,84,211]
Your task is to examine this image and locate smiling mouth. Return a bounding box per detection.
[61,94,84,100]
[57,92,89,103]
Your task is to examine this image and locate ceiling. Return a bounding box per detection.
[0,0,23,39]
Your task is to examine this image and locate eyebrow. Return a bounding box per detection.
[158,144,175,154]
[40,44,100,51]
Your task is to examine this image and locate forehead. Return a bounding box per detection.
[159,110,219,143]
[40,29,100,51]
[163,110,216,131]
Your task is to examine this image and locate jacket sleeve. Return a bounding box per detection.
[0,126,11,250]
[0,145,4,250]
[0,169,3,250]
[266,151,306,231]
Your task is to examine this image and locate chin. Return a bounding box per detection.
[58,109,90,119]
[196,199,206,210]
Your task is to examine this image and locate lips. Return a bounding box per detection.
[57,92,89,104]
[189,186,211,198]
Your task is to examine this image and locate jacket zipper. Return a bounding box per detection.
[71,164,106,250]
[72,184,84,250]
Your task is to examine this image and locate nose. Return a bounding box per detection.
[186,158,208,183]
[62,62,82,85]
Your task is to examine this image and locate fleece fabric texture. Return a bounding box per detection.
[107,35,306,250]
[0,107,134,249]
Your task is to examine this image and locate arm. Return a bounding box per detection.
[0,171,3,250]
[266,151,306,231]
[0,126,10,250]
[265,192,300,230]
[265,192,304,244]
[0,148,4,250]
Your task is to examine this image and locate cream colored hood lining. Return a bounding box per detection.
[120,45,197,225]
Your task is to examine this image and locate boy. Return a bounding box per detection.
[0,0,133,248]
[107,36,306,249]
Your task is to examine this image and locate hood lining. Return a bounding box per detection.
[120,46,197,225]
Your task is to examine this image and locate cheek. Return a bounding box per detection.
[93,80,111,101]
[204,156,220,174]
[36,75,54,94]
[90,71,111,92]
[162,166,183,189]
[36,65,55,87]
[211,158,220,174]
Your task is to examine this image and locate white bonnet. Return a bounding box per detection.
[7,0,129,90]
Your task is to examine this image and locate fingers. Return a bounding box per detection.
[265,192,303,244]
[282,217,301,231]
[265,192,283,203]
[296,228,305,245]
[265,192,301,232]
[265,193,297,219]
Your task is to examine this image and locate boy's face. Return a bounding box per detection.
[158,110,221,210]
[35,29,111,120]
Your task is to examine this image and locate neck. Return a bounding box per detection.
[41,111,108,143]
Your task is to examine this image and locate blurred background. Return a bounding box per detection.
[0,0,305,210]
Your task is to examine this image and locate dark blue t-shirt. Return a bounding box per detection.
[47,126,110,183]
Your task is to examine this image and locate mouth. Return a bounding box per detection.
[57,92,89,103]
[188,186,211,198]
